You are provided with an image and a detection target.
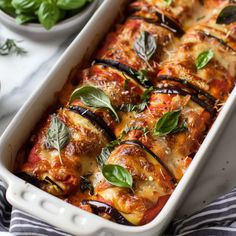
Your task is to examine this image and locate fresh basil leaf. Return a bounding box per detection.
[0,0,12,9]
[133,31,157,69]
[153,110,187,136]
[121,125,149,139]
[47,114,70,164]
[70,86,120,122]
[171,121,187,134]
[134,31,157,61]
[57,0,87,10]
[141,86,154,100]
[102,164,133,190]
[216,5,236,25]
[0,0,15,15]
[119,86,154,113]
[195,50,214,70]
[164,0,172,5]
[97,138,121,168]
[97,146,113,168]
[132,69,150,85]
[38,1,60,30]
[15,14,37,24]
[119,101,146,113]
[12,0,40,13]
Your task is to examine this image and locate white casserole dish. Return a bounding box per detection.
[0,0,236,235]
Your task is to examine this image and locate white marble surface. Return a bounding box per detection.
[0,4,236,224]
[0,25,75,134]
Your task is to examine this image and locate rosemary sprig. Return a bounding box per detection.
[0,39,27,56]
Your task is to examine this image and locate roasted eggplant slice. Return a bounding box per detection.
[157,75,217,104]
[120,140,177,183]
[153,86,216,116]
[69,105,116,141]
[93,58,153,88]
[81,200,133,226]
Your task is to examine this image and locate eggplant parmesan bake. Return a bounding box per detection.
[15,0,236,226]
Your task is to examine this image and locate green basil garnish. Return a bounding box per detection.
[2,0,93,30]
[133,31,157,70]
[0,0,15,15]
[121,125,149,137]
[195,50,214,70]
[153,110,187,137]
[131,69,150,85]
[57,0,87,10]
[119,86,154,113]
[216,5,236,25]
[102,164,133,191]
[38,1,60,30]
[70,86,120,122]
[164,0,172,5]
[0,0,13,9]
[15,14,37,24]
[47,114,70,165]
[12,0,40,12]
[96,137,121,168]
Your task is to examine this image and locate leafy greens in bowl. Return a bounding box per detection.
[0,0,94,30]
[0,0,98,40]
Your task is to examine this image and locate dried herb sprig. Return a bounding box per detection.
[0,39,27,56]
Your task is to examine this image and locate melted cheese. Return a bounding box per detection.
[16,0,236,227]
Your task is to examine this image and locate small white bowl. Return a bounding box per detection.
[0,0,98,40]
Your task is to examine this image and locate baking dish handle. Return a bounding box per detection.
[6,179,106,236]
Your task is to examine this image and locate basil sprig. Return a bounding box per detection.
[47,115,70,165]
[216,6,236,25]
[102,164,133,191]
[153,110,187,137]
[195,50,214,70]
[70,86,120,122]
[133,31,157,70]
